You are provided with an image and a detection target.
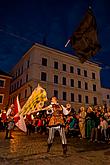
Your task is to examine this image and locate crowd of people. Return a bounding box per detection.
[0,98,110,153]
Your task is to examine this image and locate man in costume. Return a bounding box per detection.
[5,104,15,139]
[43,96,71,154]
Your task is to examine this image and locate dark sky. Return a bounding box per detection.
[0,0,110,88]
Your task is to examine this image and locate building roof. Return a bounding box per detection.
[0,69,12,78]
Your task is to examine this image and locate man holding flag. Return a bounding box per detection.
[5,96,27,139]
[5,104,15,139]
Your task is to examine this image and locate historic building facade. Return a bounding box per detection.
[0,70,12,110]
[10,43,102,111]
[101,87,110,109]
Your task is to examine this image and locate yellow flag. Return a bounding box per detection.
[20,84,47,115]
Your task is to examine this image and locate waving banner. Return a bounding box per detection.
[20,84,47,115]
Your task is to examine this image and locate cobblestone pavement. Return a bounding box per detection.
[0,130,110,165]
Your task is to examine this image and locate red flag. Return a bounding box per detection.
[14,96,27,132]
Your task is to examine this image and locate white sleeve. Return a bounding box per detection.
[62,105,70,115]
[6,108,11,118]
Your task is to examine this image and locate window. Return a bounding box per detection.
[63,92,67,101]
[18,68,20,76]
[62,77,66,85]
[71,93,74,102]
[85,82,88,90]
[27,60,30,68]
[54,75,58,84]
[54,90,58,98]
[0,95,4,104]
[21,66,23,74]
[63,64,66,71]
[54,61,58,69]
[18,93,21,100]
[92,72,95,79]
[93,84,96,91]
[26,74,28,82]
[70,66,74,73]
[11,85,13,92]
[25,89,27,98]
[85,96,89,104]
[93,97,97,105]
[41,72,47,81]
[42,58,47,66]
[78,81,81,88]
[70,79,74,87]
[107,95,110,99]
[29,85,33,94]
[17,81,19,88]
[16,71,18,78]
[84,70,87,77]
[14,83,16,90]
[20,79,22,87]
[77,68,81,75]
[0,79,5,87]
[78,94,82,103]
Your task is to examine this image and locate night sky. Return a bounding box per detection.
[0,0,110,88]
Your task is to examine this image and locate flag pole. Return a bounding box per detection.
[65,39,70,47]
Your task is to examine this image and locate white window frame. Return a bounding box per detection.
[0,94,4,104]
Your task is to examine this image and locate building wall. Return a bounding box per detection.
[0,75,11,110]
[101,87,110,109]
[10,43,102,111]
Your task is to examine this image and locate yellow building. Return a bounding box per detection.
[10,43,102,111]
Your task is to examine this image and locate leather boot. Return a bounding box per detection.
[62,144,67,154]
[47,143,52,152]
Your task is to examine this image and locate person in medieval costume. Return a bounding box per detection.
[43,96,71,154]
[5,104,15,139]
